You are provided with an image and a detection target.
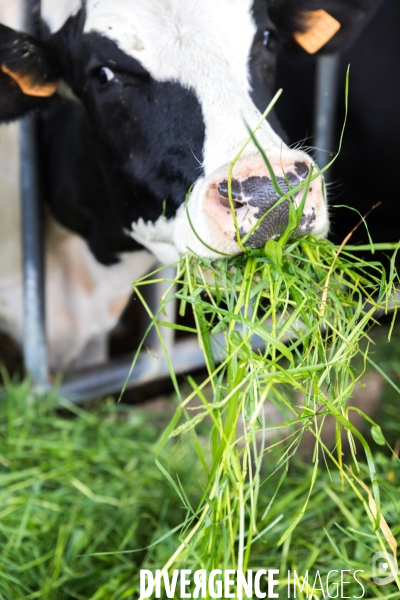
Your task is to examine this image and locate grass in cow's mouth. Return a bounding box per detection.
[132,235,400,596]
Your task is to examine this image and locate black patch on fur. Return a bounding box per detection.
[0,12,205,264]
[38,20,206,264]
[249,0,286,137]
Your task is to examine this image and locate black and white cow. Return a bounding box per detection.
[0,0,381,370]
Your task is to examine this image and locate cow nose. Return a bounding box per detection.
[216,162,313,245]
[202,156,329,255]
[218,161,310,212]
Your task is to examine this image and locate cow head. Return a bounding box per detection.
[0,0,382,263]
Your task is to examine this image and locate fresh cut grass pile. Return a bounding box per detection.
[0,383,204,599]
[0,371,399,599]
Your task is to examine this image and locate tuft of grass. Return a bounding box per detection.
[133,234,400,597]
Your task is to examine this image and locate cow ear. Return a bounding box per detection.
[270,0,383,54]
[0,24,60,122]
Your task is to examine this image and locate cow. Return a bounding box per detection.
[0,0,382,372]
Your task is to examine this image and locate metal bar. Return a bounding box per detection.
[57,337,206,403]
[20,0,48,386]
[314,54,340,174]
[20,0,40,31]
[54,333,266,404]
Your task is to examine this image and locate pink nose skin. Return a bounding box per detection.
[204,155,328,250]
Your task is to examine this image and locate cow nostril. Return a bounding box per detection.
[218,179,242,200]
[219,196,244,209]
[294,161,310,180]
[218,179,245,209]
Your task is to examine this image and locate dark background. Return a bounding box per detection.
[276,0,400,248]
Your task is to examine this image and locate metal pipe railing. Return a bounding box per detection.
[20,0,48,387]
[314,54,340,174]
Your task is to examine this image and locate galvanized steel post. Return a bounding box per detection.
[314,54,340,174]
[20,0,48,386]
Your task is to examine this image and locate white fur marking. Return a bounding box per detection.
[129,216,179,264]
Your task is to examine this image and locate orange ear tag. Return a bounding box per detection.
[293,10,341,54]
[1,63,57,97]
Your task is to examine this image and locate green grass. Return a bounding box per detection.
[0,362,399,598]
[131,227,400,597]
[0,382,203,599]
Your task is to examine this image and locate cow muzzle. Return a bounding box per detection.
[201,154,328,255]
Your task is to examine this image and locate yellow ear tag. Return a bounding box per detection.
[1,63,57,97]
[293,10,341,54]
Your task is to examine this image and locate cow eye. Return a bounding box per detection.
[92,66,115,85]
[263,30,273,48]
